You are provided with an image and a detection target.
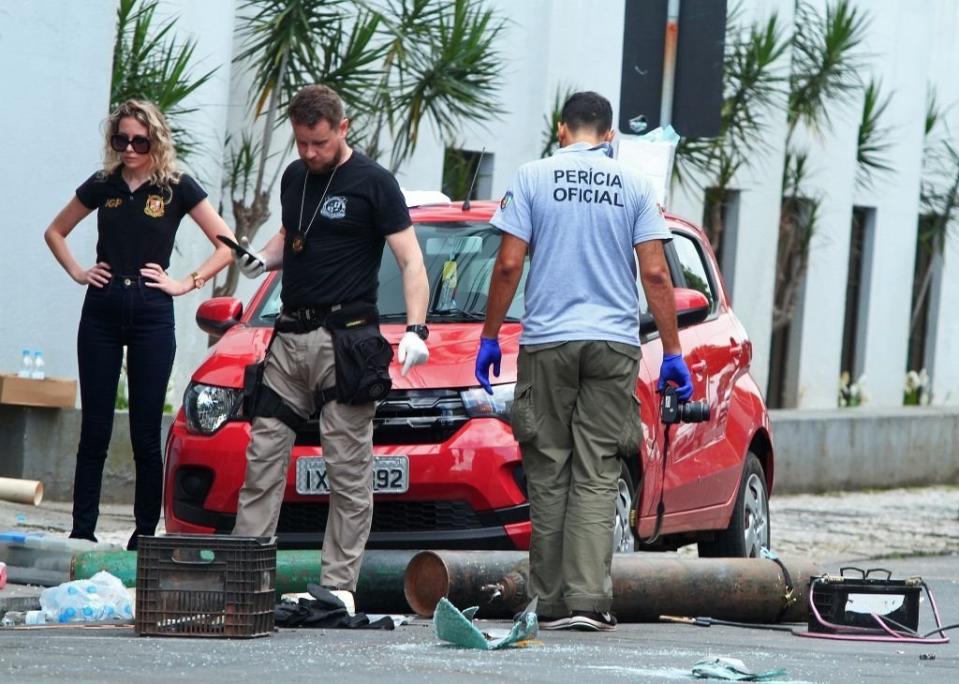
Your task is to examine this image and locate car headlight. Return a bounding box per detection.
[460,383,516,423]
[184,382,242,435]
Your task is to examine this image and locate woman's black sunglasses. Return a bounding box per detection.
[110,134,151,154]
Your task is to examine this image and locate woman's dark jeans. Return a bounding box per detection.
[70,277,175,549]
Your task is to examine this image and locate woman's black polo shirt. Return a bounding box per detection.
[75,169,207,274]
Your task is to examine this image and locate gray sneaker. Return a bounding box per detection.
[538,614,572,630]
[568,611,617,631]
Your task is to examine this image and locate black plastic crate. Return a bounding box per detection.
[135,535,276,639]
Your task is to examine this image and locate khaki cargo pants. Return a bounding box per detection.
[232,318,376,591]
[513,340,641,615]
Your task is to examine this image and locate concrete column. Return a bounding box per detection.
[930,242,959,404]
[791,110,862,408]
[926,0,959,406]
[718,0,793,396]
[852,1,928,407]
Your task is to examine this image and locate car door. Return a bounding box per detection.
[634,235,709,529]
[667,230,747,509]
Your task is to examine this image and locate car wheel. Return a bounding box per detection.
[698,453,769,558]
[612,463,636,553]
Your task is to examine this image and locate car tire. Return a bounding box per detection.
[698,453,769,558]
[612,463,636,553]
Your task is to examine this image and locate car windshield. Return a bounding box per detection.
[253,221,528,324]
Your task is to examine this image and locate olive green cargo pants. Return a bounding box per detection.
[512,340,641,615]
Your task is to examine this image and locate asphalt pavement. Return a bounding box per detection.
[1,487,958,682]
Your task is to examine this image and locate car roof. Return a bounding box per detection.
[410,201,708,242]
[410,201,500,222]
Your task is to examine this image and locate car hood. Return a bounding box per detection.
[191,322,523,391]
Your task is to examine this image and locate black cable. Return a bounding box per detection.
[662,616,801,633]
[923,623,959,638]
[639,420,671,545]
[705,617,796,632]
[880,615,919,637]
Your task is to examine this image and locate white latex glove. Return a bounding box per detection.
[398,332,429,375]
[237,237,266,278]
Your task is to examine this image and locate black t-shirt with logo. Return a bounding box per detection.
[279,152,411,308]
[75,169,208,274]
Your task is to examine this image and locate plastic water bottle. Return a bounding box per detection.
[24,610,46,625]
[31,351,45,380]
[17,349,32,378]
[1,611,25,627]
[39,572,131,624]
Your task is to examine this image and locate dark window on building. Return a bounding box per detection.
[840,207,875,379]
[702,188,740,292]
[767,197,817,409]
[907,213,940,374]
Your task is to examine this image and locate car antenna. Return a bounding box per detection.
[461,147,486,212]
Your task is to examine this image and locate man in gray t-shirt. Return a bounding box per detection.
[491,127,671,347]
[475,91,693,632]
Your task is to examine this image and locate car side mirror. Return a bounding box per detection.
[196,297,243,338]
[675,287,711,328]
[639,287,711,335]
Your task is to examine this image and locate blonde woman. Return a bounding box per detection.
[44,100,236,550]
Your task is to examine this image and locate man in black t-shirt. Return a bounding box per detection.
[231,86,430,608]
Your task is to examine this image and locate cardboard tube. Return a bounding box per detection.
[0,477,43,506]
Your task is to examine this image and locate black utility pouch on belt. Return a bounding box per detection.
[242,361,265,417]
[242,321,279,419]
[325,304,393,404]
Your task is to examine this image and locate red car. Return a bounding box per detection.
[165,200,774,557]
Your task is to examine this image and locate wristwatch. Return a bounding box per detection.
[406,324,429,340]
[190,271,205,290]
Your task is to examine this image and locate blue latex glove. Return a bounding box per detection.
[475,337,502,395]
[658,353,693,401]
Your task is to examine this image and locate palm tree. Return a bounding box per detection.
[111,0,218,163]
[911,90,959,344]
[539,85,577,159]
[215,0,505,299]
[772,0,869,334]
[855,78,894,189]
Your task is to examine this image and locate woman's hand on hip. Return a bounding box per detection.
[141,263,190,296]
[76,262,112,288]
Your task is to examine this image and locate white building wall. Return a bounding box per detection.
[153,0,237,402]
[792,116,862,408]
[926,0,959,405]
[0,2,115,383]
[852,1,928,406]
[217,1,269,312]
[394,0,557,199]
[713,0,793,396]
[6,0,959,412]
[790,47,863,409]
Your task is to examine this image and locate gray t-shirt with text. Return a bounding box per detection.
[491,142,671,346]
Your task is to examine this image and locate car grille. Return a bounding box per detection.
[294,389,469,446]
[277,500,483,534]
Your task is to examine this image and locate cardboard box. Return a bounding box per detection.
[0,374,77,408]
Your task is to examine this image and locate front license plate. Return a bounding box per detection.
[296,456,409,495]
